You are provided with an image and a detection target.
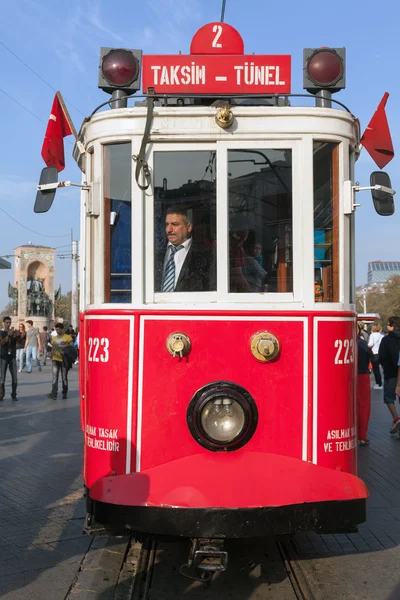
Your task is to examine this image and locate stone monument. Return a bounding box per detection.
[9,245,58,329]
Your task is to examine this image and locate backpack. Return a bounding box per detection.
[63,345,78,370]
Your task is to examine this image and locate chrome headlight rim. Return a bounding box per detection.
[187,381,258,452]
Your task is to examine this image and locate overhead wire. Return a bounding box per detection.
[0,41,84,259]
[0,208,71,238]
[0,87,76,147]
[0,88,47,126]
[0,40,85,117]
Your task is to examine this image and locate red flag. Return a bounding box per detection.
[360,92,394,169]
[41,93,74,172]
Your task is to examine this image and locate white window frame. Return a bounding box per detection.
[145,143,217,305]
[311,135,346,309]
[217,140,301,304]
[145,140,301,305]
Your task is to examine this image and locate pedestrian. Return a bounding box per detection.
[0,316,19,401]
[357,324,372,446]
[395,354,400,403]
[67,324,76,341]
[359,324,370,344]
[16,323,26,372]
[74,330,79,365]
[39,326,50,366]
[24,320,42,373]
[378,316,400,433]
[47,323,73,400]
[368,322,384,389]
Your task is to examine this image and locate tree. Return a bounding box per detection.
[359,276,400,324]
[55,291,71,324]
[0,300,16,319]
[383,276,400,317]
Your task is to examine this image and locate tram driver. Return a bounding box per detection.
[155,206,216,292]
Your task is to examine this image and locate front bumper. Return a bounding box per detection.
[87,452,368,537]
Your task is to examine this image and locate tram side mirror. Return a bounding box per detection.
[34,167,58,213]
[370,171,395,216]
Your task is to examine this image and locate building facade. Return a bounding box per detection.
[8,245,56,328]
[368,261,400,284]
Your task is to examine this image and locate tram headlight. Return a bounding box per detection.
[303,48,345,93]
[201,398,245,442]
[187,382,258,452]
[98,48,142,95]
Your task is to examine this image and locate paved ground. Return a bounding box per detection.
[0,363,91,600]
[294,384,400,599]
[1,364,400,599]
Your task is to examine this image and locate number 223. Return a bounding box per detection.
[88,337,109,363]
[334,339,354,364]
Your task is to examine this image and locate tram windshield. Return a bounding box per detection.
[154,151,217,293]
[153,148,292,296]
[100,142,344,304]
[228,149,292,293]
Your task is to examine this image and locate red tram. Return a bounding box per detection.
[35,22,395,573]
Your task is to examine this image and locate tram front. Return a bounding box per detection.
[35,22,395,544]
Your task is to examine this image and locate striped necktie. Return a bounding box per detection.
[162,245,184,292]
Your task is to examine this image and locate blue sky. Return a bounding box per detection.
[0,0,398,309]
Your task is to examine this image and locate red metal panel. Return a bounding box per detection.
[84,317,133,488]
[315,318,357,473]
[142,54,291,95]
[82,309,361,508]
[139,317,305,472]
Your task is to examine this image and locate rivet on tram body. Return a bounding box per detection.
[250,332,280,362]
[166,332,191,359]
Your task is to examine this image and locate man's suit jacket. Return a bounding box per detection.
[155,240,216,292]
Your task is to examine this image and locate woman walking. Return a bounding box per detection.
[16,323,26,373]
[357,324,372,446]
[368,322,384,389]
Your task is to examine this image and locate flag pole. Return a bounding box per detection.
[56,91,78,141]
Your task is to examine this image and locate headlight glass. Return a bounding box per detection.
[187,382,258,452]
[200,398,245,442]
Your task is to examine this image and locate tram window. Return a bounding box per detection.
[103,143,132,303]
[228,149,293,293]
[153,151,216,293]
[313,142,339,302]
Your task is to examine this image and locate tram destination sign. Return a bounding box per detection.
[142,54,291,95]
[142,22,291,96]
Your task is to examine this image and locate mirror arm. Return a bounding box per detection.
[345,183,396,214]
[353,184,396,196]
[37,181,91,191]
[374,184,396,196]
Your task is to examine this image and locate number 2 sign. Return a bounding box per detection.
[190,22,245,55]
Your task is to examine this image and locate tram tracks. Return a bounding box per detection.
[125,537,317,600]
[277,541,317,600]
[130,538,157,600]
